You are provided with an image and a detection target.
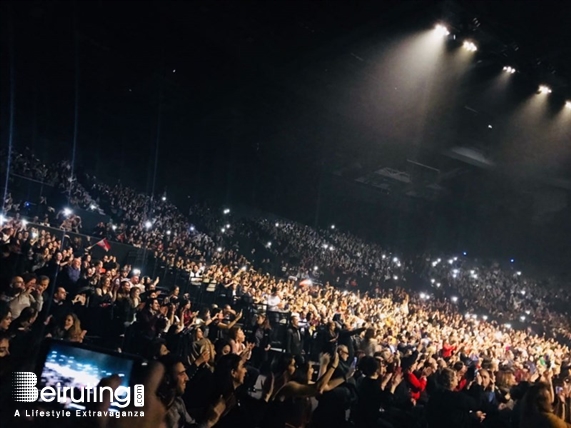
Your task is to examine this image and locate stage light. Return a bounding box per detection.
[538,85,552,94]
[462,40,477,52]
[503,66,516,74]
[434,24,450,37]
[510,259,514,263]
[566,101,571,109]
[145,221,152,229]
[463,251,467,256]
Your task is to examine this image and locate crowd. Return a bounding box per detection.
[0,152,570,428]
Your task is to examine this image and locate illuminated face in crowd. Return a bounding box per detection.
[0,312,12,331]
[64,315,74,330]
[0,338,9,357]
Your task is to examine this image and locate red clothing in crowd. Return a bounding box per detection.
[406,372,427,401]
[441,344,456,358]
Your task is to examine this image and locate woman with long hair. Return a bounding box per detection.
[51,313,86,343]
[251,313,273,369]
[520,382,571,428]
[265,351,345,428]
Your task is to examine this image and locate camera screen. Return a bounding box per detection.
[38,341,134,411]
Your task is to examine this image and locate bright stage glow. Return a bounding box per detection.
[503,66,516,74]
[538,85,552,94]
[462,40,477,52]
[566,101,571,109]
[434,24,450,37]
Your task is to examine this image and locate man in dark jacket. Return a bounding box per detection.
[285,315,303,360]
[425,368,485,428]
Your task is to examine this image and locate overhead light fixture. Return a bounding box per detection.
[538,85,552,94]
[462,40,477,52]
[434,24,450,37]
[503,66,516,74]
[565,101,571,109]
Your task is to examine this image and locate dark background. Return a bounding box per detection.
[1,1,571,268]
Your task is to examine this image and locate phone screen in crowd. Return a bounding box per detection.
[555,386,564,395]
[35,339,146,412]
[350,357,358,370]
